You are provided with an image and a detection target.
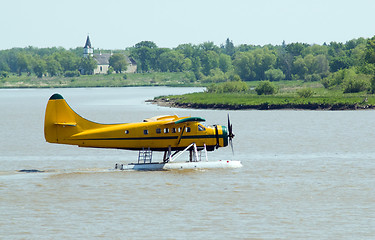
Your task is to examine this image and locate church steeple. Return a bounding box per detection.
[84,35,92,48]
[83,35,93,57]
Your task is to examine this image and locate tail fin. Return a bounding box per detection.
[44,93,100,144]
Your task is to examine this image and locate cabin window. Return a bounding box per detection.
[172,128,176,133]
[156,128,161,134]
[177,127,181,133]
[125,130,129,134]
[164,128,169,133]
[186,127,191,133]
[198,124,206,131]
[144,129,149,135]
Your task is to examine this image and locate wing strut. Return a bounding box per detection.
[176,126,186,145]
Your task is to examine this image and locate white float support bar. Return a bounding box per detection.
[169,142,195,162]
[204,144,208,162]
[168,146,172,162]
[193,143,199,162]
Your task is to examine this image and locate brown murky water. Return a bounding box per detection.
[1,88,374,239]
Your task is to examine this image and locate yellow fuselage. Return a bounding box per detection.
[44,94,228,151]
[66,121,227,151]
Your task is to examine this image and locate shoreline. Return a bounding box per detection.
[151,98,375,111]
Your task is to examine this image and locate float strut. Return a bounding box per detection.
[168,145,172,162]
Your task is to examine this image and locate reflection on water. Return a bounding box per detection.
[0,87,374,239]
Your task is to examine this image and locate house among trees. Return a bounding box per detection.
[82,35,136,74]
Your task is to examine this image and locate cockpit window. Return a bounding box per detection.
[198,124,206,131]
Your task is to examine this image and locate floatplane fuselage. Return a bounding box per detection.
[44,93,241,170]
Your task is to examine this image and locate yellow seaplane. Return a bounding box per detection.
[44,93,242,170]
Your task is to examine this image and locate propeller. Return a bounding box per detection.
[227,114,235,154]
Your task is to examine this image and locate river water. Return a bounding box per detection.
[0,87,374,239]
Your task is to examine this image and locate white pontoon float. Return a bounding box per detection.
[115,143,242,171]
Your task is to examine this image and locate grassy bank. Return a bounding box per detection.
[0,72,202,88]
[155,81,375,110]
[3,73,375,110]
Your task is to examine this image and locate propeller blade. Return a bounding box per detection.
[227,114,235,155]
[227,114,235,139]
[230,138,234,155]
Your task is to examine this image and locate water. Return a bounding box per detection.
[0,88,374,239]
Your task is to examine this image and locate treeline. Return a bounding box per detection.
[1,37,375,93]
[129,37,375,93]
[0,46,97,78]
[129,38,373,78]
[0,47,129,78]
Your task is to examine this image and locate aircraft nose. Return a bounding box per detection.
[222,126,229,147]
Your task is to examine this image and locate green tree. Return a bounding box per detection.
[293,54,329,80]
[222,38,235,56]
[200,50,219,76]
[297,88,315,98]
[191,56,203,80]
[276,48,293,80]
[365,36,375,66]
[53,51,80,72]
[0,71,9,79]
[6,51,19,73]
[80,57,97,75]
[219,54,232,73]
[134,41,157,49]
[302,44,328,56]
[45,56,62,76]
[370,76,375,94]
[199,42,220,53]
[329,56,351,72]
[351,42,367,67]
[265,69,285,81]
[182,58,192,71]
[285,42,308,56]
[175,43,195,58]
[328,41,345,58]
[343,77,370,93]
[32,57,47,78]
[255,80,277,95]
[131,46,153,72]
[321,68,370,92]
[16,53,32,76]
[107,66,114,75]
[109,54,128,73]
[233,48,276,81]
[0,58,10,72]
[310,54,329,75]
[252,48,277,80]
[131,41,158,72]
[159,51,185,72]
[233,52,256,81]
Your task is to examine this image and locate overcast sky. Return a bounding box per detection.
[1,0,374,50]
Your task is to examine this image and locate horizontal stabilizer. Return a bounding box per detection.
[54,122,77,127]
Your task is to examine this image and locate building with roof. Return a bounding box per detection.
[82,35,136,74]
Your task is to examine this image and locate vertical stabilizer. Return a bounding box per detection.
[44,93,100,144]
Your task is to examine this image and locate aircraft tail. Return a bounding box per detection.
[44,93,101,144]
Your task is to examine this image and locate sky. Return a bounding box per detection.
[1,0,375,50]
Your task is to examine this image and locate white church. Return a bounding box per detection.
[83,35,136,74]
